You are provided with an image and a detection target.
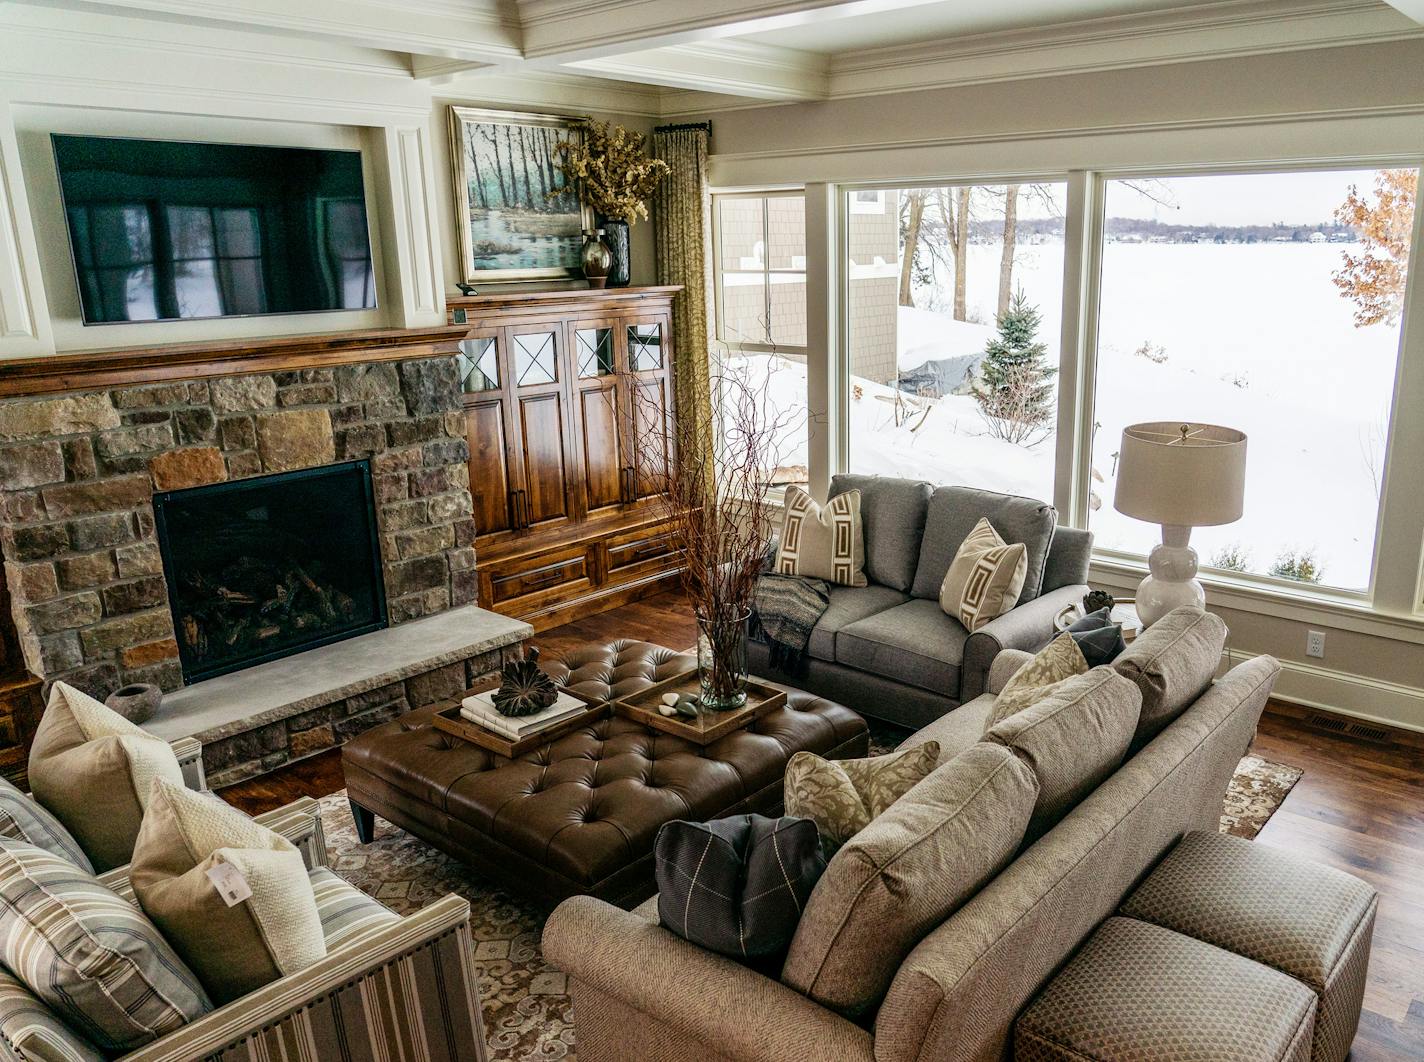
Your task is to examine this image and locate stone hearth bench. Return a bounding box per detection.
[341,639,869,908]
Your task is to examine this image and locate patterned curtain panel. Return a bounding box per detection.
[651,123,715,492]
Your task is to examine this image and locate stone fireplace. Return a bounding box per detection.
[152,459,388,683]
[0,348,528,784]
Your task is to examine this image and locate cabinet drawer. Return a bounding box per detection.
[605,525,683,577]
[485,547,591,607]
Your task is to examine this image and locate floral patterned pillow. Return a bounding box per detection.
[784,742,941,855]
[985,633,1089,729]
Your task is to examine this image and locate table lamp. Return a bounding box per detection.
[1113,422,1247,627]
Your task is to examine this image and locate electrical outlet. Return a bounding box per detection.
[1306,630,1326,658]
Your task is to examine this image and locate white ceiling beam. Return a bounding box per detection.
[566,41,829,101]
[516,0,949,62]
[17,0,525,62]
[1381,0,1424,22]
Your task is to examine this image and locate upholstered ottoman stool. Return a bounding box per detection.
[1016,917,1317,1062]
[1119,830,1377,1062]
[343,640,868,909]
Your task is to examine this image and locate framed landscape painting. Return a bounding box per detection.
[448,106,591,284]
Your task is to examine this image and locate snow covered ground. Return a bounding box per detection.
[732,240,1401,592]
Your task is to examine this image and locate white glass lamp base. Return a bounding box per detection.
[1136,524,1206,627]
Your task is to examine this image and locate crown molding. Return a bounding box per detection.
[569,39,829,100]
[657,0,1424,116]
[436,68,665,117]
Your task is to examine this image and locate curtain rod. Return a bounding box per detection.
[653,121,712,134]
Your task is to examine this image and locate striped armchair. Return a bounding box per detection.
[0,786,487,1061]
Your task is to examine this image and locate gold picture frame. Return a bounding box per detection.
[448,106,592,284]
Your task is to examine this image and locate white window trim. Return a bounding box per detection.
[712,189,809,356]
[826,159,1424,623]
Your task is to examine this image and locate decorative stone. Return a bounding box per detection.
[124,659,183,693]
[289,724,336,758]
[0,492,45,523]
[38,633,83,674]
[405,661,466,707]
[210,375,278,413]
[255,409,335,472]
[658,704,677,717]
[219,415,257,450]
[396,525,453,560]
[372,447,423,476]
[0,393,119,442]
[427,491,471,525]
[149,447,227,490]
[386,416,445,447]
[0,442,65,489]
[387,555,447,598]
[79,609,172,656]
[661,693,678,707]
[6,524,68,562]
[335,424,386,459]
[8,561,59,604]
[62,439,98,481]
[409,466,460,498]
[422,438,469,468]
[110,383,193,409]
[278,383,340,406]
[56,552,117,590]
[41,474,151,519]
[381,499,428,531]
[27,593,103,635]
[115,540,162,578]
[399,358,461,416]
[336,363,400,403]
[120,637,179,668]
[67,513,135,551]
[105,682,162,724]
[95,422,174,459]
[175,407,217,444]
[102,576,167,615]
[226,452,262,478]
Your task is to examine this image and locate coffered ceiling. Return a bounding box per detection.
[8,0,1424,113]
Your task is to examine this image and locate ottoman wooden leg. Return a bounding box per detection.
[350,800,376,844]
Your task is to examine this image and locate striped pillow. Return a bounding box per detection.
[0,966,103,1062]
[775,486,867,587]
[0,778,93,873]
[0,836,211,1052]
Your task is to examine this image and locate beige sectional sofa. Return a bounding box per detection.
[543,608,1346,1062]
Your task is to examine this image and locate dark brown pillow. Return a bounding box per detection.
[656,814,825,962]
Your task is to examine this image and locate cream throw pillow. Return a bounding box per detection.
[775,486,867,587]
[784,742,940,854]
[939,517,1028,632]
[27,681,184,872]
[130,779,326,1005]
[985,633,1090,729]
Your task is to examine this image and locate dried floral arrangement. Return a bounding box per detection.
[551,120,670,223]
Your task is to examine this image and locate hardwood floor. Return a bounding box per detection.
[220,590,1424,1059]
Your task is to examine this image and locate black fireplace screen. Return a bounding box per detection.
[153,459,387,683]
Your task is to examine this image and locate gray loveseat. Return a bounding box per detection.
[748,474,1092,729]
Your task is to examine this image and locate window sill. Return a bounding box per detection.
[1089,553,1424,645]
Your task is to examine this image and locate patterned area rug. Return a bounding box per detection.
[317,752,1302,1061]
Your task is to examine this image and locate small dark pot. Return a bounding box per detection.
[105,682,162,724]
[601,218,631,287]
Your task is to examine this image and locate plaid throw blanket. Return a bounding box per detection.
[750,573,831,674]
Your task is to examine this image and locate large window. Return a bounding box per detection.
[843,183,1066,501]
[1089,169,1415,592]
[712,192,809,490]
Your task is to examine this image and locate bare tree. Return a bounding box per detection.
[484,128,508,206]
[935,187,971,321]
[997,184,1020,318]
[899,190,926,307]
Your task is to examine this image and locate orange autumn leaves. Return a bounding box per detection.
[1333,168,1416,328]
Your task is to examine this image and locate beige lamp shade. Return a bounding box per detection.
[1113,422,1247,527]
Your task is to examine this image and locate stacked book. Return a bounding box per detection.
[460,690,589,741]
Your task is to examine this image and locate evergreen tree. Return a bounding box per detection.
[973,291,1056,445]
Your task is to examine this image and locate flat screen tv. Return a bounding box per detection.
[52,134,377,325]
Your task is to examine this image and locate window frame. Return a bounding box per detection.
[712,189,809,356]
[828,159,1423,611]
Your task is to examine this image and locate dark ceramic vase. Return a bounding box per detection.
[105,682,162,724]
[601,218,631,287]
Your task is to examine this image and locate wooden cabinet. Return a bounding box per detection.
[449,287,686,631]
[0,566,42,790]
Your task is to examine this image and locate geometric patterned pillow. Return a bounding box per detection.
[939,517,1028,632]
[775,486,867,587]
[0,837,211,1052]
[784,742,941,855]
[0,777,93,873]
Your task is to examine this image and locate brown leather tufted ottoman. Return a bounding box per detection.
[342,640,869,908]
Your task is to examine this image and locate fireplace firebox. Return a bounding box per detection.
[153,460,388,683]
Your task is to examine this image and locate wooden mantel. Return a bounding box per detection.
[0,325,467,400]
[0,287,684,400]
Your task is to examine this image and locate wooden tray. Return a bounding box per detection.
[431,687,607,758]
[612,669,787,746]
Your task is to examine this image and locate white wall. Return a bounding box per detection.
[0,4,659,359]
